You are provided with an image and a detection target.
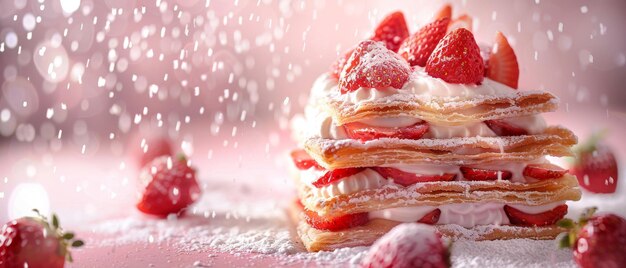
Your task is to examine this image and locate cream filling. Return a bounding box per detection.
[369,201,565,228]
[305,112,545,140]
[300,159,549,199]
[308,69,518,106]
[300,168,394,200]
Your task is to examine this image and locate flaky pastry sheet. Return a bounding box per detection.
[288,202,564,252]
[325,89,558,126]
[305,126,576,169]
[297,175,581,217]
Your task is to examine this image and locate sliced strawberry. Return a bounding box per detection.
[523,164,568,180]
[398,18,450,67]
[290,149,323,170]
[343,121,429,142]
[304,208,369,231]
[374,167,456,186]
[486,32,519,89]
[312,168,365,188]
[434,4,452,20]
[425,28,484,84]
[448,14,473,32]
[329,48,354,79]
[504,204,568,227]
[460,166,512,181]
[370,11,409,52]
[418,209,441,225]
[484,119,528,136]
[339,40,411,93]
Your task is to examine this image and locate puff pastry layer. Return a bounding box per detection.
[325,89,558,126]
[305,126,576,169]
[288,202,564,252]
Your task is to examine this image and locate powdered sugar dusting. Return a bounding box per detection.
[451,239,575,267]
[339,40,411,91]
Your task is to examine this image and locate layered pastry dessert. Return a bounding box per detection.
[289,7,580,252]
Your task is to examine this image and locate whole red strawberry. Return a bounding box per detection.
[558,208,626,268]
[0,210,84,268]
[339,40,411,93]
[571,133,619,193]
[426,28,484,84]
[398,18,450,67]
[137,155,202,217]
[370,11,409,52]
[361,223,450,268]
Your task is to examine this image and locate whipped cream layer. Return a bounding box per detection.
[305,73,547,140]
[312,68,520,106]
[299,159,549,199]
[369,201,565,228]
[305,109,546,140]
[300,167,394,199]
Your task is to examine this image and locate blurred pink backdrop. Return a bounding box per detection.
[0,0,625,224]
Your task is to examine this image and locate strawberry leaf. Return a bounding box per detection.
[72,240,85,247]
[557,218,575,229]
[63,232,75,240]
[579,207,598,224]
[52,214,59,229]
[557,232,571,248]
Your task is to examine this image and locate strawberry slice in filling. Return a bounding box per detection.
[418,209,441,225]
[460,166,513,181]
[484,119,528,136]
[312,168,366,188]
[523,164,568,180]
[504,204,568,227]
[297,200,369,231]
[343,121,429,142]
[290,149,323,170]
[374,167,456,186]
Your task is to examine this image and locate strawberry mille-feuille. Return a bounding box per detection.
[289,7,581,252]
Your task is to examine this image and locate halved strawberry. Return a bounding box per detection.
[523,164,568,180]
[486,32,519,89]
[418,209,441,225]
[312,168,365,188]
[434,4,452,20]
[343,121,429,142]
[290,149,323,170]
[330,48,354,79]
[371,11,409,52]
[460,166,512,181]
[339,40,411,93]
[304,208,369,231]
[504,204,568,227]
[398,18,450,67]
[425,28,484,84]
[374,167,456,186]
[448,14,473,32]
[484,119,528,136]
